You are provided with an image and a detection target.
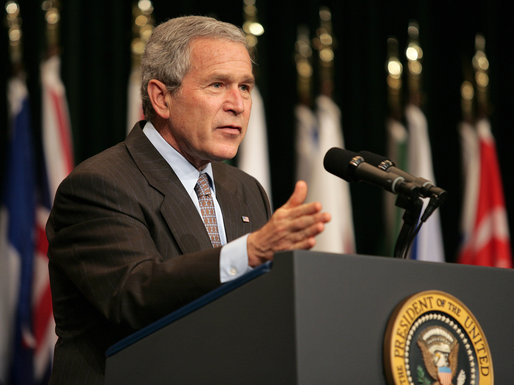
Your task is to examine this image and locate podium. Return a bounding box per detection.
[105,251,514,384]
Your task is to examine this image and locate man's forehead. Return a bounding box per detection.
[189,37,250,57]
[188,38,253,71]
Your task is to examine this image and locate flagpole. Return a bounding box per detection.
[458,80,479,255]
[126,0,154,134]
[238,0,272,201]
[5,0,23,73]
[473,34,489,119]
[458,35,512,268]
[42,0,60,57]
[295,25,313,108]
[384,32,440,260]
[405,21,422,107]
[313,6,335,98]
[386,37,404,122]
[384,37,409,257]
[404,21,445,262]
[307,7,355,254]
[2,2,38,383]
[242,0,264,71]
[294,25,318,186]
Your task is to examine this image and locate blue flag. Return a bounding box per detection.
[1,76,36,384]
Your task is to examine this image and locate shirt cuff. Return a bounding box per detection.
[219,234,251,283]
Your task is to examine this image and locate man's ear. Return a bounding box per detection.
[147,79,171,119]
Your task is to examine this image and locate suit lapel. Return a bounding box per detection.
[124,123,213,254]
[213,163,255,242]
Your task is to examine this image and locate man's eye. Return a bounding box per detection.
[211,82,223,88]
[240,84,250,92]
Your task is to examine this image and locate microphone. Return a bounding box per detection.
[359,150,447,202]
[323,147,419,196]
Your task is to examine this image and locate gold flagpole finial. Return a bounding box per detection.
[242,0,264,57]
[131,0,154,67]
[313,6,335,97]
[460,80,475,123]
[405,20,423,106]
[386,37,403,119]
[5,0,23,70]
[295,25,313,106]
[41,0,60,56]
[472,34,489,117]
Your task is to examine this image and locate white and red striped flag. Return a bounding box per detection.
[458,119,512,268]
[36,55,75,381]
[41,56,74,199]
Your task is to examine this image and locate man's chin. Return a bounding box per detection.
[207,148,239,163]
[213,152,238,162]
[214,142,242,160]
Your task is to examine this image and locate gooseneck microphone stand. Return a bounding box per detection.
[393,189,446,259]
[393,191,423,259]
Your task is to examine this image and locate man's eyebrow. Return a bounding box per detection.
[244,76,256,86]
[208,72,255,84]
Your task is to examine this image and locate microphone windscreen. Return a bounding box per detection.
[323,147,359,182]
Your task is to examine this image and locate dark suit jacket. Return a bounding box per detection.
[46,122,271,384]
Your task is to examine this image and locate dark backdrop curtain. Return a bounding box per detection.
[1,0,513,261]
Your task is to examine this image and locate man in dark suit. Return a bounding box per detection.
[46,15,330,384]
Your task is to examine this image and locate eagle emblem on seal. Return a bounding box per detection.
[417,326,465,385]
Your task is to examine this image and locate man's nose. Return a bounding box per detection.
[224,87,245,115]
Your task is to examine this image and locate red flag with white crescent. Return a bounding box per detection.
[458,119,512,268]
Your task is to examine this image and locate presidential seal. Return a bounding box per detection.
[383,290,493,385]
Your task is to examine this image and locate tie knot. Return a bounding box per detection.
[195,173,211,198]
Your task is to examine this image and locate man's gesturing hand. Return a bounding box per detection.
[247,180,331,267]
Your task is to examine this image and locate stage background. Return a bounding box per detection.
[1,0,513,262]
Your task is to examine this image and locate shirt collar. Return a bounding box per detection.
[142,121,216,195]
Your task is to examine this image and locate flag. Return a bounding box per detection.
[126,65,144,134]
[405,104,445,262]
[0,75,36,384]
[304,95,355,254]
[41,56,74,200]
[295,103,318,184]
[38,55,75,382]
[458,119,512,268]
[384,117,408,256]
[457,120,480,251]
[238,86,272,202]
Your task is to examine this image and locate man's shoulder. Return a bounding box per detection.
[70,123,153,179]
[72,141,131,176]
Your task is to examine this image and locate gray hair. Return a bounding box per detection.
[141,15,249,121]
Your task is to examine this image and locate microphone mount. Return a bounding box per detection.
[323,147,447,260]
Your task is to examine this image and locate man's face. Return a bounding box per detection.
[164,37,254,170]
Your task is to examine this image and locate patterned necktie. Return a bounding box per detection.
[194,173,222,247]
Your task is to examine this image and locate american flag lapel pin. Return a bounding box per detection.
[241,216,250,223]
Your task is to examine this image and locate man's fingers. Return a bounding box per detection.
[292,237,317,250]
[290,220,327,243]
[247,181,332,266]
[274,201,322,224]
[286,211,331,232]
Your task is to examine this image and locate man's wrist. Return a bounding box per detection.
[219,234,251,282]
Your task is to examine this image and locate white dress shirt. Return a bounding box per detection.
[142,122,251,282]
